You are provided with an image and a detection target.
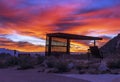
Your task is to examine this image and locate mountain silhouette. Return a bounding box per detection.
[0,48,45,56]
[100,34,120,55]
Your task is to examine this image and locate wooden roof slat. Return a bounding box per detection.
[47,33,102,40]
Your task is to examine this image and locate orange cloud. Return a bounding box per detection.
[0,0,120,52]
[0,38,45,52]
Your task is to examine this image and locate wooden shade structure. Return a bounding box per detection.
[45,33,102,56]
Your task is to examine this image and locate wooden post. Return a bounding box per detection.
[66,39,70,55]
[45,36,48,56]
[48,37,52,56]
[94,40,96,46]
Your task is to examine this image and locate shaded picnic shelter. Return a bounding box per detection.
[45,33,102,57]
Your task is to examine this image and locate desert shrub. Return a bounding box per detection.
[76,64,88,70]
[0,54,18,68]
[37,55,45,64]
[0,60,8,68]
[107,59,120,69]
[0,53,11,58]
[55,61,70,73]
[46,60,57,68]
[46,56,58,68]
[76,65,82,70]
[6,57,18,66]
[17,56,34,70]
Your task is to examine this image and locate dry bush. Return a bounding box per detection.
[45,56,71,73]
[76,64,89,70]
[55,61,70,73]
[0,60,8,68]
[107,59,120,69]
[17,56,35,70]
[0,53,18,68]
[36,55,45,64]
[46,56,58,68]
[5,56,18,66]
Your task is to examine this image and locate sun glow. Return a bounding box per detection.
[0,0,120,52]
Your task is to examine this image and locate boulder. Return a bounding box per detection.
[98,61,109,72]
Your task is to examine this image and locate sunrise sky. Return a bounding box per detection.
[0,0,120,52]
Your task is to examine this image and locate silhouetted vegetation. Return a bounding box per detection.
[75,64,89,74]
[0,53,18,68]
[107,59,120,69]
[17,56,34,70]
[37,55,45,64]
[0,53,11,58]
[6,57,18,66]
[46,56,58,68]
[0,52,120,74]
[55,61,70,73]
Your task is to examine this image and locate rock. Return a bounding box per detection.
[98,61,109,72]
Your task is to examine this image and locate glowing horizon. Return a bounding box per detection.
[0,0,120,52]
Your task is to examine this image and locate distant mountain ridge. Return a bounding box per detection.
[0,48,45,56]
[0,48,16,55]
[100,33,120,55]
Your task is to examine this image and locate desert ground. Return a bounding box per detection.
[0,67,89,82]
[0,67,120,82]
[0,53,120,82]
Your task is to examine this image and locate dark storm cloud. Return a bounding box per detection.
[0,0,42,26]
[0,15,29,25]
[54,22,87,31]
